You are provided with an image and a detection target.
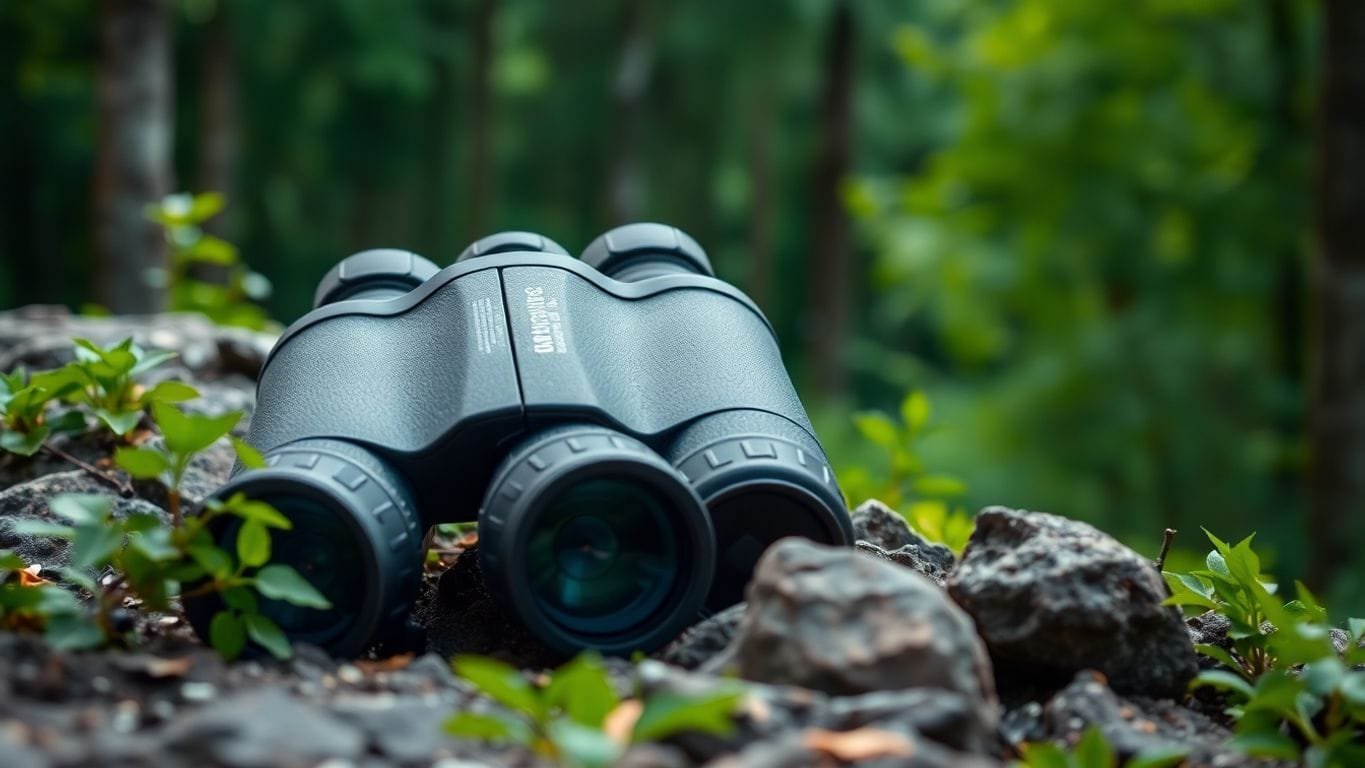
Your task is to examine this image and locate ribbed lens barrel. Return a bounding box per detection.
[579,223,714,281]
[479,425,715,655]
[183,439,424,658]
[313,249,441,307]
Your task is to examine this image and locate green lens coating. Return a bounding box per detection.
[254,497,362,641]
[525,476,679,635]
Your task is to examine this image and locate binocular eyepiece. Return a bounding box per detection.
[188,223,851,659]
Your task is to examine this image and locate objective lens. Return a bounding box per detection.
[525,477,679,634]
[250,496,365,642]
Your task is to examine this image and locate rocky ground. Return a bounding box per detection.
[0,308,1292,767]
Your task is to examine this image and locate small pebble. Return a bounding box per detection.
[180,681,216,702]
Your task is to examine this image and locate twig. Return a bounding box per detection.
[1154,527,1177,572]
[42,443,133,497]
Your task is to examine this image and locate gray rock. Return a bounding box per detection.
[635,660,999,761]
[855,540,955,587]
[328,694,456,764]
[0,306,276,382]
[158,687,365,768]
[732,538,997,708]
[701,725,1003,768]
[849,499,917,550]
[658,602,746,669]
[1005,671,1290,768]
[615,743,693,768]
[0,471,167,569]
[947,507,1199,697]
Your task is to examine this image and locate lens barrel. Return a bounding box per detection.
[456,231,569,263]
[314,249,441,308]
[580,223,714,281]
[479,425,715,655]
[183,439,424,658]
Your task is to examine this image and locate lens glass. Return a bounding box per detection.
[250,496,365,642]
[525,475,679,635]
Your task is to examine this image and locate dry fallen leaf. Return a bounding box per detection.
[604,699,644,746]
[455,531,479,548]
[355,653,415,674]
[801,728,916,761]
[19,564,49,587]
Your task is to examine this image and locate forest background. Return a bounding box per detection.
[3,0,1361,614]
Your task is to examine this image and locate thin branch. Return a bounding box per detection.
[42,443,133,497]
[1154,527,1177,572]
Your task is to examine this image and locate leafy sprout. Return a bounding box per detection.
[63,337,192,437]
[446,654,741,768]
[1012,726,1188,768]
[0,367,84,456]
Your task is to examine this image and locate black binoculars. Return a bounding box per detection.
[186,223,852,657]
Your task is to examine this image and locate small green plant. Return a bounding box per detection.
[114,402,256,526]
[11,491,329,659]
[146,191,273,330]
[843,390,974,552]
[1013,726,1188,768]
[445,654,740,768]
[1163,530,1335,680]
[0,549,84,633]
[63,337,193,437]
[1193,635,1365,766]
[0,367,84,455]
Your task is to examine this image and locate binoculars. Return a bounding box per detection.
[186,223,852,657]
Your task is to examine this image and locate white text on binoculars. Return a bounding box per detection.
[524,287,567,354]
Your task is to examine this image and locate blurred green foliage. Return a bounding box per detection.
[0,2,1345,608]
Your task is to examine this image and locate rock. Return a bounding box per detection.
[0,471,168,569]
[328,695,458,764]
[702,726,1003,768]
[849,499,916,550]
[415,549,562,668]
[159,687,365,768]
[947,507,1199,697]
[731,538,997,710]
[615,743,693,768]
[635,660,999,761]
[854,541,955,587]
[1004,671,1290,768]
[0,306,276,382]
[657,603,746,669]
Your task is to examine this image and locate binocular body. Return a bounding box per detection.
[189,224,852,658]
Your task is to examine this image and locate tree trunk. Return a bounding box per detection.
[806,0,855,397]
[746,67,777,311]
[197,2,238,235]
[466,0,497,241]
[94,0,173,313]
[1307,0,1365,594]
[608,0,654,224]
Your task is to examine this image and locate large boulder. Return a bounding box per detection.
[0,471,167,569]
[947,507,1198,697]
[731,538,997,711]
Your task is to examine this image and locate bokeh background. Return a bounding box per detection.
[3,1,1360,613]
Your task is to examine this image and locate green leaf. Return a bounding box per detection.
[95,408,143,436]
[8,519,77,539]
[236,519,271,569]
[127,526,179,562]
[1349,617,1365,641]
[54,565,98,593]
[129,350,177,377]
[631,690,740,743]
[49,494,111,525]
[1299,657,1345,697]
[1074,726,1114,768]
[45,614,106,650]
[244,612,292,659]
[139,379,199,405]
[452,656,543,719]
[1017,741,1070,768]
[1192,643,1243,674]
[0,551,26,570]
[210,610,247,660]
[911,473,968,497]
[900,390,931,433]
[152,402,241,455]
[47,410,87,434]
[216,493,292,529]
[230,437,267,469]
[852,412,900,451]
[547,719,622,768]
[253,564,331,609]
[443,712,531,744]
[222,586,258,613]
[1339,670,1365,707]
[544,654,620,727]
[1190,669,1254,701]
[1227,731,1301,759]
[0,426,49,456]
[1205,550,1231,579]
[115,446,170,479]
[189,543,234,579]
[1125,745,1190,768]
[71,524,123,569]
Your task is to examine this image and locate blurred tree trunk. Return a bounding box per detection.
[421,1,460,257]
[94,0,172,313]
[609,0,654,224]
[1308,0,1365,593]
[466,0,497,240]
[197,3,238,236]
[806,0,855,397]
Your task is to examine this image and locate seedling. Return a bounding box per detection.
[1013,725,1188,768]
